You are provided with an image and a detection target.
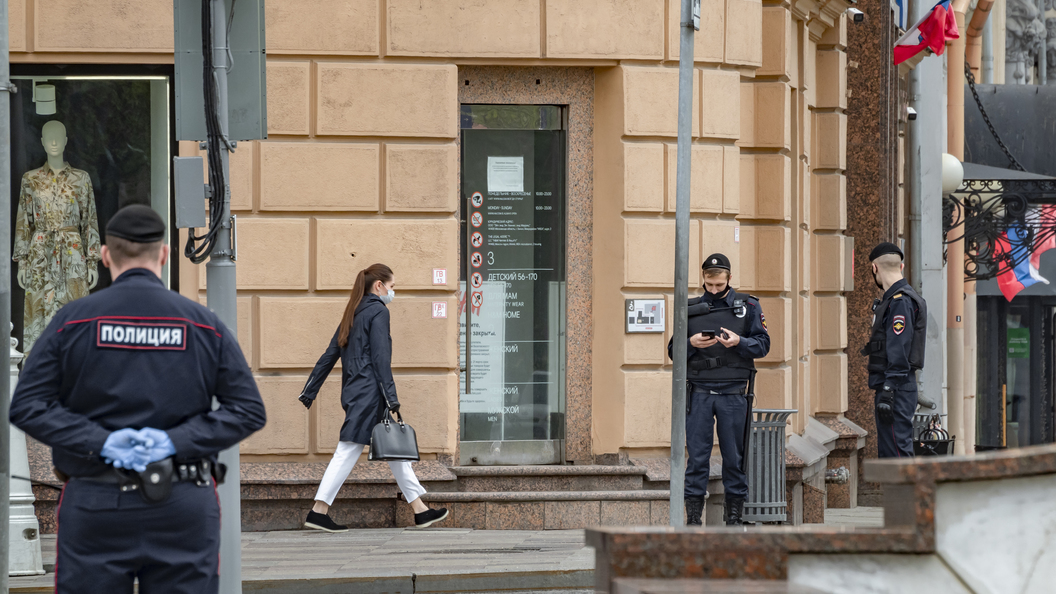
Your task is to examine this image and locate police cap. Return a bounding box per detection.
[702,253,731,271]
[868,241,904,262]
[106,205,165,243]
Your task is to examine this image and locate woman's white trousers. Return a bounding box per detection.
[314,441,427,506]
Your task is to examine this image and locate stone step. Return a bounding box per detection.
[398,491,672,530]
[451,465,648,492]
[613,578,824,594]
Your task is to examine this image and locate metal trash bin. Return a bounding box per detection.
[912,413,948,440]
[743,409,796,524]
[913,413,955,456]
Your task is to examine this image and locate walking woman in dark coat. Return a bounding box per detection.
[297,263,448,531]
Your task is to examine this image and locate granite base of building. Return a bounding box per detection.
[587,444,1056,593]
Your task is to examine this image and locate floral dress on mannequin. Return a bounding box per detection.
[13,162,100,354]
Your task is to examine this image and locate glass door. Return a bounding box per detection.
[458,105,567,465]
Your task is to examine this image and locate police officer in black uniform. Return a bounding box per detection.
[668,253,770,526]
[860,242,926,458]
[10,205,267,593]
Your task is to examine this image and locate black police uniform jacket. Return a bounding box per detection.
[300,294,400,445]
[668,289,771,393]
[9,268,267,478]
[861,278,926,390]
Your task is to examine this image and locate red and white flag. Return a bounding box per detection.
[894,0,959,65]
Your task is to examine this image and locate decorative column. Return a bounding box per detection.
[8,324,44,576]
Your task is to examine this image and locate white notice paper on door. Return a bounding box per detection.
[487,156,524,192]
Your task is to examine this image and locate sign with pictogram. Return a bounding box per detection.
[471,272,483,288]
[471,252,483,268]
[470,212,483,227]
[471,192,483,208]
[472,292,484,308]
[471,232,483,248]
[432,302,447,319]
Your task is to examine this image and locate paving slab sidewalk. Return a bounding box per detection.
[9,507,882,593]
[11,528,594,594]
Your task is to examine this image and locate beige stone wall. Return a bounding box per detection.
[11,0,851,462]
[593,1,851,455]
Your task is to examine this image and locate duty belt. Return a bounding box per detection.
[78,459,225,503]
[688,356,727,371]
[861,340,884,355]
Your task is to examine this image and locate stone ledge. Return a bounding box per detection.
[452,465,646,477]
[864,442,1056,485]
[612,578,826,593]
[815,414,867,453]
[240,461,457,484]
[420,490,671,503]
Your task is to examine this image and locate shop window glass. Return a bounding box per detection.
[8,76,172,352]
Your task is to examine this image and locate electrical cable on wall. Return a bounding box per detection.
[184,0,230,264]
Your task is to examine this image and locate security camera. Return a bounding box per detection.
[907,107,917,121]
[846,7,865,23]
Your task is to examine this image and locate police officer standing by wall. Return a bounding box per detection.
[9,205,267,593]
[668,253,770,526]
[860,242,927,458]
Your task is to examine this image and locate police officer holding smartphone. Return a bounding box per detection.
[9,205,267,593]
[860,242,926,458]
[668,253,770,526]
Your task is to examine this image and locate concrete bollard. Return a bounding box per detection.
[9,324,44,576]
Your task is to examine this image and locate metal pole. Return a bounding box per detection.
[947,4,969,454]
[0,0,11,584]
[670,0,696,527]
[206,0,241,590]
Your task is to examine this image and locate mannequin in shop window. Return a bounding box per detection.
[13,120,100,354]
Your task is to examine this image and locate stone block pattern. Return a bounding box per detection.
[546,0,665,59]
[35,0,173,52]
[388,0,541,57]
[265,0,379,55]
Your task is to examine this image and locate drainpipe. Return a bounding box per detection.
[982,15,994,83]
[947,0,971,455]
[962,0,994,455]
[966,0,995,81]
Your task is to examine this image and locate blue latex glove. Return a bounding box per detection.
[101,428,151,473]
[136,427,176,463]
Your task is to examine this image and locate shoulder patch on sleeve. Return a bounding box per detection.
[892,315,906,335]
[760,311,768,331]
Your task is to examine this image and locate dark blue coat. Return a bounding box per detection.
[9,268,267,478]
[300,294,399,445]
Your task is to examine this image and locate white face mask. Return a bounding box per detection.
[380,288,395,304]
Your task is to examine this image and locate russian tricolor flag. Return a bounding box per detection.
[995,207,1056,301]
[894,0,960,65]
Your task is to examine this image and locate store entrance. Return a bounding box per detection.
[977,296,1056,449]
[458,105,567,465]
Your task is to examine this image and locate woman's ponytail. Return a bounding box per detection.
[337,264,393,347]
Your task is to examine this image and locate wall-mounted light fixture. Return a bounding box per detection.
[32,81,56,115]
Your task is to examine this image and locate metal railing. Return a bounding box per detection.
[743,409,796,524]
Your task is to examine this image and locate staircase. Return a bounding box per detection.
[395,465,671,529]
[235,460,673,531]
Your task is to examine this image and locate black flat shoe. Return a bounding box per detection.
[304,510,348,533]
[414,507,449,528]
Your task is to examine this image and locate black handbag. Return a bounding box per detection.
[368,405,420,462]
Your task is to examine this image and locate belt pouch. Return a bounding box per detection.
[138,458,175,503]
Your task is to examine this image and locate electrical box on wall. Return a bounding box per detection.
[174,0,267,141]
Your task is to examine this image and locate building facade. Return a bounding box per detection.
[12,0,860,529]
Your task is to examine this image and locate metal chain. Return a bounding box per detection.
[965,61,1025,171]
